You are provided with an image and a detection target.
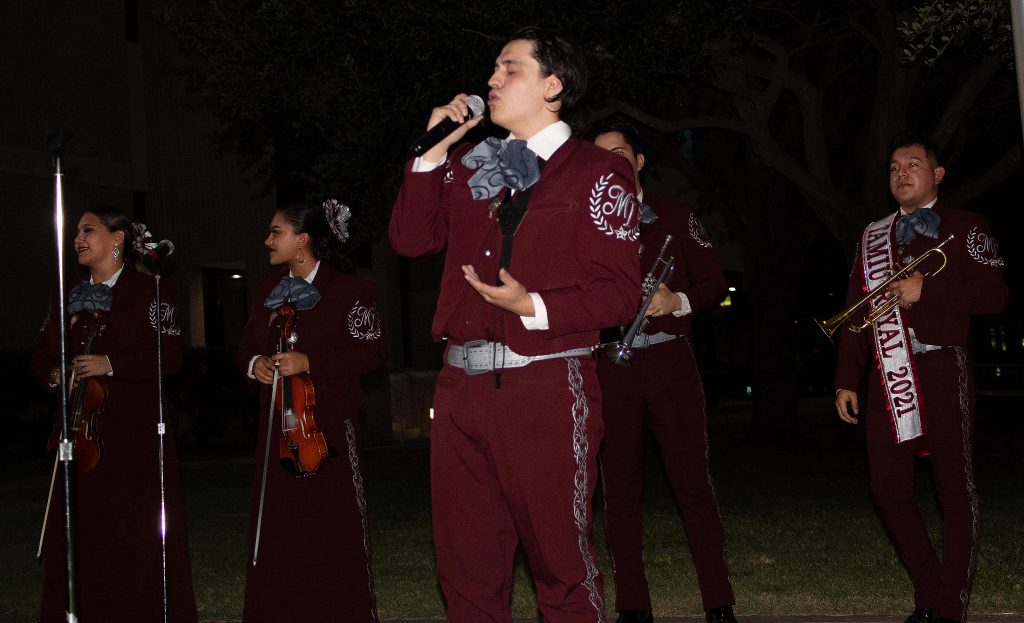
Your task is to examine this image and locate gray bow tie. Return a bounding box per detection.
[895,208,941,246]
[264,277,321,311]
[68,282,113,315]
[639,203,658,225]
[461,137,541,200]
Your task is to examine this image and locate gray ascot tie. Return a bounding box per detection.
[462,137,541,200]
[639,203,658,225]
[68,282,113,315]
[264,276,321,311]
[895,208,941,246]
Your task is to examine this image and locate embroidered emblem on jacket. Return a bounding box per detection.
[966,227,1004,267]
[589,174,639,242]
[688,212,713,248]
[149,300,182,336]
[348,301,382,340]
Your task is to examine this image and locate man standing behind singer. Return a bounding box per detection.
[835,133,1007,623]
[390,27,640,623]
[588,118,736,623]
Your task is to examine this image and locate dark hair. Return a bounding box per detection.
[583,115,647,157]
[84,205,149,274]
[510,27,587,122]
[277,203,349,270]
[889,132,941,166]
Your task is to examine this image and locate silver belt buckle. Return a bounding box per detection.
[462,339,493,375]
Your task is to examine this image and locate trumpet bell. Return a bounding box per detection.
[600,342,635,367]
[814,316,843,342]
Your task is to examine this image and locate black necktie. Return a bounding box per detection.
[495,158,545,282]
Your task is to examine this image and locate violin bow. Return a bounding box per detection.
[251,360,281,566]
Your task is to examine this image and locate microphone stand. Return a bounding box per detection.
[153,268,169,623]
[48,129,79,622]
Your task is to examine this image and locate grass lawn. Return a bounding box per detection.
[2,401,1022,621]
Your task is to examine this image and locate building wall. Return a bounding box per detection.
[0,1,274,352]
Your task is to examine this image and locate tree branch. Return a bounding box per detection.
[720,52,831,182]
[932,53,1004,151]
[943,142,1023,208]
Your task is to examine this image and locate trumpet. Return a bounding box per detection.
[815,234,954,341]
[600,235,675,366]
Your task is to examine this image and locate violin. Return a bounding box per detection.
[274,302,328,476]
[47,311,107,472]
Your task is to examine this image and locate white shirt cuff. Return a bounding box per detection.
[246,355,260,380]
[671,292,692,317]
[105,356,114,377]
[520,293,549,330]
[411,155,446,172]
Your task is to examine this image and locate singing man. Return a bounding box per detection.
[390,27,641,622]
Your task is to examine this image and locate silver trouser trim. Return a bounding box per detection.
[446,340,593,375]
[566,357,604,621]
[630,331,679,349]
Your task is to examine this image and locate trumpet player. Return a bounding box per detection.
[588,118,735,623]
[834,134,1007,623]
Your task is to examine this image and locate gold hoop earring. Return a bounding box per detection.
[296,249,306,265]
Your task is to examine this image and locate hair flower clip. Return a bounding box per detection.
[322,199,352,243]
[131,221,158,254]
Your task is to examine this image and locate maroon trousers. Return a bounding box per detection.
[597,339,733,612]
[866,346,978,623]
[430,355,606,623]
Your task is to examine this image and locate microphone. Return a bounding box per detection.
[44,128,74,156]
[144,240,175,265]
[408,95,485,158]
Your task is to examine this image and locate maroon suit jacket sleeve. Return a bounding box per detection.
[660,200,727,314]
[236,269,283,380]
[917,212,1008,315]
[678,223,727,314]
[390,160,451,257]
[834,241,872,392]
[529,154,640,338]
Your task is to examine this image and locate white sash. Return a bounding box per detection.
[860,212,925,443]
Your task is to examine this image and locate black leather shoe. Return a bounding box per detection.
[706,605,738,623]
[615,611,654,623]
[905,608,934,623]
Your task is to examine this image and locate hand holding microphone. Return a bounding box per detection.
[409,94,485,161]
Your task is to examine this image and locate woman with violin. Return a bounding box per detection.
[31,206,198,622]
[237,200,386,622]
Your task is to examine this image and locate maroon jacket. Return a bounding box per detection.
[835,202,1008,392]
[390,137,641,356]
[32,269,197,623]
[236,263,386,393]
[638,196,727,338]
